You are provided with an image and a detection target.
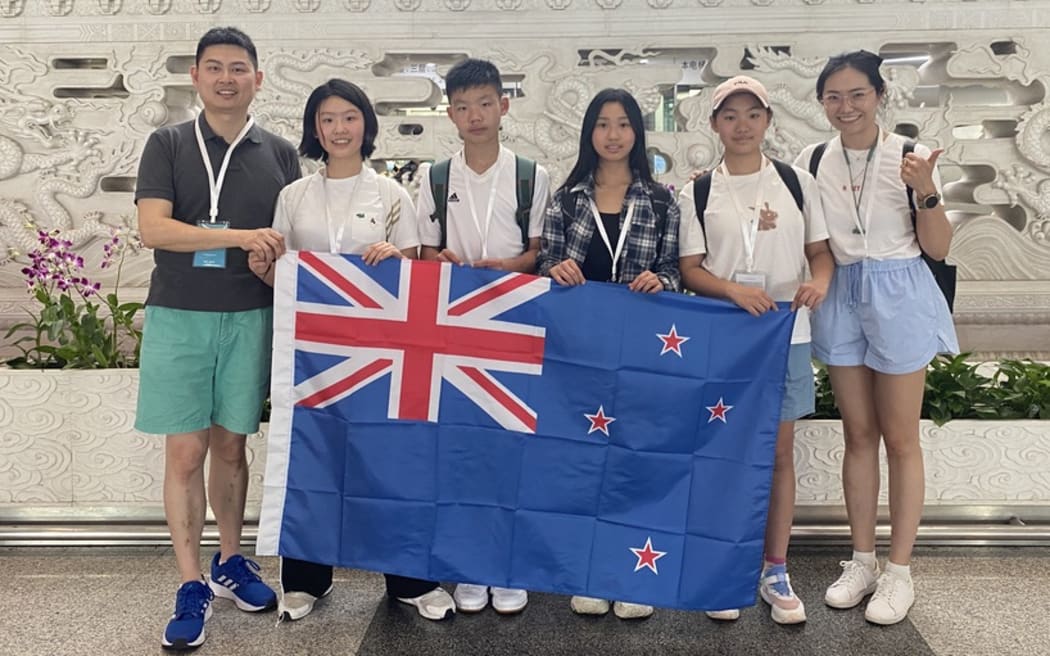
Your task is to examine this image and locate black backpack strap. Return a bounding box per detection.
[692,172,713,245]
[771,159,804,212]
[514,155,537,248]
[902,140,918,227]
[428,158,451,250]
[808,142,828,178]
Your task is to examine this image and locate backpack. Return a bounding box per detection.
[560,180,674,260]
[691,158,805,243]
[808,140,957,312]
[428,154,537,250]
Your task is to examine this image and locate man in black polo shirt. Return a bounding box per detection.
[134,26,300,651]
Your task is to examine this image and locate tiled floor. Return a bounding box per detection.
[1,545,1046,656]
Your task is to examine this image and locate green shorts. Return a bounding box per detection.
[135,306,273,436]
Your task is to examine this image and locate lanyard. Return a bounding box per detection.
[837,128,884,256]
[461,154,502,260]
[588,196,636,282]
[718,157,769,272]
[194,114,255,223]
[320,168,362,254]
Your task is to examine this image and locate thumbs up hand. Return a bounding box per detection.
[900,148,943,198]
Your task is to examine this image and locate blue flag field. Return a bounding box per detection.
[257,252,795,611]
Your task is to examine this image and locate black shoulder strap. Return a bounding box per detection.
[514,155,537,248]
[771,159,804,212]
[902,140,918,228]
[692,172,713,243]
[428,158,451,250]
[808,142,828,178]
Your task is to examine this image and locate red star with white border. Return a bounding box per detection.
[630,537,667,574]
[584,405,615,436]
[656,323,690,357]
[706,397,733,423]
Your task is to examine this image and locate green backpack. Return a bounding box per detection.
[428,154,537,250]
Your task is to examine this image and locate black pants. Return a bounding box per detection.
[281,557,439,599]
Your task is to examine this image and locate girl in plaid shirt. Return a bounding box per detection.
[537,88,679,294]
[540,88,679,621]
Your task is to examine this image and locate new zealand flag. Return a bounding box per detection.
[257,253,795,611]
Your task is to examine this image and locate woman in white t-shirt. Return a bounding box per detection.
[795,51,959,626]
[248,79,456,623]
[678,75,834,626]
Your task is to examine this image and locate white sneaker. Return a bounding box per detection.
[453,584,489,613]
[825,559,880,609]
[759,567,806,625]
[491,587,528,615]
[570,595,610,615]
[864,572,915,625]
[397,587,456,621]
[705,609,741,621]
[612,601,654,619]
[278,585,332,622]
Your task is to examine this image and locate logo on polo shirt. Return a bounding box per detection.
[448,192,460,203]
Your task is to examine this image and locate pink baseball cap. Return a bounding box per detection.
[711,75,771,112]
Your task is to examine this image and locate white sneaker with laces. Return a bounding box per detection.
[864,572,914,625]
[453,584,489,613]
[278,585,333,622]
[570,595,610,615]
[705,609,741,621]
[491,587,528,614]
[397,587,456,620]
[825,559,880,609]
[612,601,654,619]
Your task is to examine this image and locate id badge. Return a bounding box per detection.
[193,220,229,268]
[733,270,767,290]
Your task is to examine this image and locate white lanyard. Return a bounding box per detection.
[719,157,769,272]
[194,114,255,223]
[320,168,362,254]
[588,196,636,282]
[836,128,884,256]
[462,156,502,260]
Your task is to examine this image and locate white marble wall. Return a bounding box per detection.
[0,0,1048,356]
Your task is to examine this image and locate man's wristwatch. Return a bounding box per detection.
[919,192,941,210]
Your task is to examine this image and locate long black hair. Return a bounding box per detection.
[298,78,379,162]
[560,88,654,193]
[816,50,886,101]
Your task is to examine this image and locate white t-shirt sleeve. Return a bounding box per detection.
[389,184,421,252]
[677,181,707,257]
[415,166,441,248]
[528,165,551,239]
[798,171,830,244]
[272,186,293,238]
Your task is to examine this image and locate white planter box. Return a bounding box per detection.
[0,369,267,521]
[795,419,1050,506]
[2,369,1048,522]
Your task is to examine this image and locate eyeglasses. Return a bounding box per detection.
[820,87,876,107]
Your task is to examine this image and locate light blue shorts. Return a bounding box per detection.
[780,342,815,422]
[136,306,273,436]
[811,257,959,375]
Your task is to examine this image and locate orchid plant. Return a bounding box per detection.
[6,228,143,369]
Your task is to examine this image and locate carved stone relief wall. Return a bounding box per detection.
[0,0,1048,356]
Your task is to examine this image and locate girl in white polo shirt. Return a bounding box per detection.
[796,50,958,626]
[249,79,457,624]
[678,75,834,625]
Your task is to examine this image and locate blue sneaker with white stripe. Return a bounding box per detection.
[208,553,277,612]
[162,580,213,651]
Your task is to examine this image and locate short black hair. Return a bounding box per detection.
[444,58,503,101]
[195,26,258,69]
[299,78,379,161]
[816,50,885,100]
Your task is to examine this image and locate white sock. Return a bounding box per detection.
[885,561,911,581]
[852,550,877,569]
